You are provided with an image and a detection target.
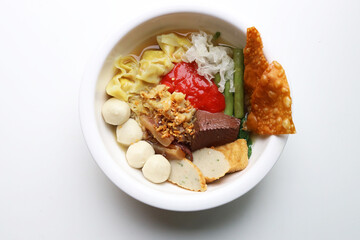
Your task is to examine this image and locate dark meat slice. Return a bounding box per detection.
[173,141,193,161]
[139,115,174,147]
[151,142,186,160]
[190,110,241,151]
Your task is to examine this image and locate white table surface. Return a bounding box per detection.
[1,0,359,239]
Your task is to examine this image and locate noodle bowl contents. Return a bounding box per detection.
[101,28,296,191]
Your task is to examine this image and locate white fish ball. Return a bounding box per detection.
[126,141,155,168]
[142,154,171,183]
[116,118,143,146]
[102,98,130,125]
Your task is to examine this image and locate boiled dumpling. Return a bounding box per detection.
[114,55,138,78]
[136,50,173,84]
[106,74,149,101]
[106,56,151,101]
[157,33,192,63]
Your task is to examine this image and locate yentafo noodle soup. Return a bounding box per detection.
[101,28,295,192]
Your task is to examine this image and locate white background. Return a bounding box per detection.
[1,0,359,239]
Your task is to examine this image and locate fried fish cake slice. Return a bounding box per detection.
[245,61,296,135]
[244,27,269,108]
[214,139,248,173]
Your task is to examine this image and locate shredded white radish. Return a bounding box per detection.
[182,31,234,93]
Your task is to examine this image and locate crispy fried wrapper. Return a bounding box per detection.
[244,27,269,109]
[245,61,296,135]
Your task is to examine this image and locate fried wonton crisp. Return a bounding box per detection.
[244,27,269,106]
[245,61,296,135]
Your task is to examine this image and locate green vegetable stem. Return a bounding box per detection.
[214,73,221,88]
[233,48,245,119]
[238,116,252,158]
[224,80,234,116]
[212,32,221,44]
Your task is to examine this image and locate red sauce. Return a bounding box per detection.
[161,62,225,113]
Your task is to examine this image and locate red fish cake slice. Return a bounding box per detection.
[246,61,296,135]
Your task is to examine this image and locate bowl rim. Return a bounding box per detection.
[79,7,288,211]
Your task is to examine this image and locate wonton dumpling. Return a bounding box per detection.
[106,55,151,101]
[114,55,138,78]
[157,33,192,63]
[136,50,174,84]
[106,76,147,101]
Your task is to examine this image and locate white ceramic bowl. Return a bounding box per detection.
[79,8,288,211]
